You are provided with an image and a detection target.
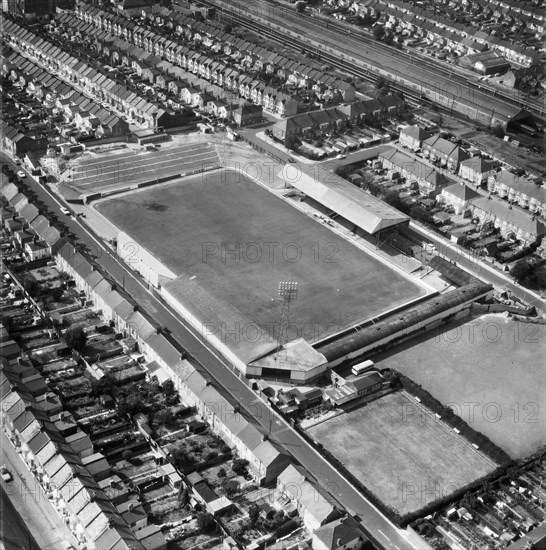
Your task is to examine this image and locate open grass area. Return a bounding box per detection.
[307,391,496,516]
[375,314,546,459]
[97,171,426,361]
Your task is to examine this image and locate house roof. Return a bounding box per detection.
[459,156,495,174]
[278,464,339,524]
[495,169,546,203]
[471,196,546,237]
[400,124,433,142]
[423,135,457,157]
[313,516,365,550]
[347,371,384,392]
[442,183,480,201]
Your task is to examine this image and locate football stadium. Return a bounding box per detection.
[97,168,490,382]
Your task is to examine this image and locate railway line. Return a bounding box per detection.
[217,12,435,107]
[204,0,545,125]
[299,8,543,112]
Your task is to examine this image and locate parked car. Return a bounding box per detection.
[1,465,13,482]
[17,171,26,178]
[60,207,71,215]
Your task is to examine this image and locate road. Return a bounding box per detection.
[0,429,77,550]
[2,157,431,550]
[0,483,39,550]
[408,223,546,312]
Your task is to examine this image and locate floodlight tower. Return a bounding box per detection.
[275,281,298,368]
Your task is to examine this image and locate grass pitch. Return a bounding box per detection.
[307,392,496,516]
[97,171,425,349]
[375,314,546,459]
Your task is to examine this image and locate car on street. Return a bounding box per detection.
[60,207,71,215]
[335,154,346,159]
[1,465,13,482]
[17,170,26,178]
[287,157,296,163]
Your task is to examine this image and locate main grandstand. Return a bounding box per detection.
[282,168,409,234]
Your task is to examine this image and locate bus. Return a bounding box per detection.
[352,360,375,376]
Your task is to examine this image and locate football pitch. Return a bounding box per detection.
[97,170,427,352]
[375,314,546,458]
[307,392,496,516]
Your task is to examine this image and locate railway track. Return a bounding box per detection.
[204,0,545,124]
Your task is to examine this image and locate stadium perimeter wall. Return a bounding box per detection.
[117,230,176,288]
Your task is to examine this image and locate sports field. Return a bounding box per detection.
[60,143,218,200]
[307,392,496,516]
[97,171,426,361]
[375,314,546,459]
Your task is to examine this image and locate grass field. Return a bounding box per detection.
[374,314,546,459]
[97,171,426,356]
[307,392,496,516]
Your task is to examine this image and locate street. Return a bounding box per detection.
[409,222,546,312]
[2,156,431,550]
[0,430,77,550]
[0,483,39,550]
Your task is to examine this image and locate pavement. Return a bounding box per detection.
[0,429,77,550]
[2,154,433,550]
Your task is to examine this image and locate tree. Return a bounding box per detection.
[372,25,385,40]
[285,134,297,151]
[232,458,249,475]
[375,76,390,96]
[65,325,87,352]
[295,1,307,13]
[383,190,403,210]
[528,265,546,290]
[248,503,260,525]
[22,277,39,295]
[217,467,227,478]
[384,31,394,45]
[409,205,432,224]
[196,512,216,533]
[510,259,531,283]
[90,374,115,397]
[116,395,143,418]
[222,479,240,497]
[154,408,171,427]
[491,123,505,138]
[179,487,191,507]
[122,450,133,462]
[162,379,175,397]
[204,450,218,461]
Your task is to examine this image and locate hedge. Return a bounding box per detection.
[391,371,512,465]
